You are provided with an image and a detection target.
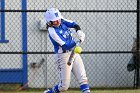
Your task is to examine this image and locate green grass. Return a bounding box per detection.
[1,84,140,93]
[1,89,140,93]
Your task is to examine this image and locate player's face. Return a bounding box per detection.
[52,19,61,27]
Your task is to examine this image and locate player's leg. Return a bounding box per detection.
[57,53,73,92]
[72,54,91,93]
[44,53,73,93]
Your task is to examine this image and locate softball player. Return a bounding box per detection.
[44,8,91,93]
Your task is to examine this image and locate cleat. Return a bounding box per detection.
[44,89,51,93]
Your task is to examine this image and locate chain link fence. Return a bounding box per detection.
[0,0,139,90]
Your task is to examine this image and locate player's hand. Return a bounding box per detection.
[77,30,85,43]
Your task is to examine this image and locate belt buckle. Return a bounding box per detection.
[63,50,70,53]
[66,50,69,53]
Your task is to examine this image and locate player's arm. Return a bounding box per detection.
[48,27,76,50]
[62,19,85,43]
[62,19,85,42]
[61,41,76,50]
[62,18,81,31]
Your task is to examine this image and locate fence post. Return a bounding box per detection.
[136,0,140,88]
[22,0,28,87]
[0,0,9,43]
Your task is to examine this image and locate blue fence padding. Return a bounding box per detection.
[0,69,23,83]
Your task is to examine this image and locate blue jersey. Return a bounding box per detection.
[48,19,77,53]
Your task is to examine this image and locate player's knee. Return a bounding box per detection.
[80,78,89,85]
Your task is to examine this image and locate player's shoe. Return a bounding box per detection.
[44,89,52,93]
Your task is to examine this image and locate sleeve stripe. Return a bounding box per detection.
[63,18,74,23]
[48,27,65,46]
